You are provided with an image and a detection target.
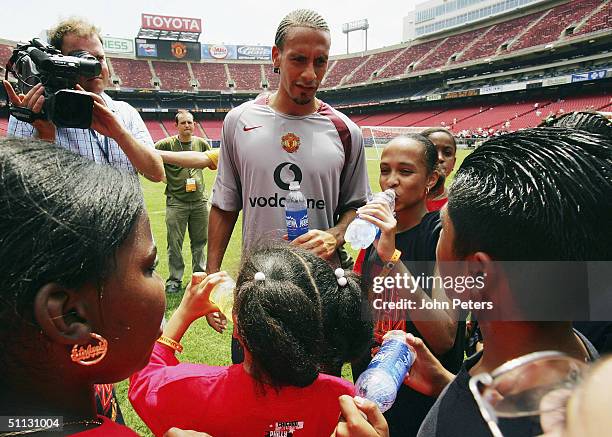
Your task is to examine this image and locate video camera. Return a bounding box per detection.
[5,38,101,128]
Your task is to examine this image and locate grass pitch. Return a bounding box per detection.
[117,147,472,435]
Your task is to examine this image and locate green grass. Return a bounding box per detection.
[116,146,473,435]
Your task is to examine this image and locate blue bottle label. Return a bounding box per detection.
[286,209,308,240]
[367,340,414,390]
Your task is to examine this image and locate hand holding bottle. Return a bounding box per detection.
[178,272,230,323]
[355,330,416,413]
[353,191,397,261]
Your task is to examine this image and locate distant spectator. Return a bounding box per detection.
[421,128,457,212]
[155,110,212,294]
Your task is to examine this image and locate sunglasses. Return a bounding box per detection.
[469,351,588,437]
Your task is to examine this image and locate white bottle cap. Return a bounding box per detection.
[289,181,300,191]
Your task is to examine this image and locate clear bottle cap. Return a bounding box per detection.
[289,181,300,191]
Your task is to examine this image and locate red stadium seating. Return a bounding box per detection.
[344,48,404,85]
[574,0,612,35]
[416,27,491,71]
[227,63,262,90]
[109,58,153,89]
[323,57,368,87]
[376,40,441,80]
[511,0,603,51]
[459,13,544,62]
[0,43,14,72]
[151,61,192,91]
[161,119,178,136]
[144,120,167,142]
[191,62,228,91]
[264,65,280,90]
[200,119,223,140]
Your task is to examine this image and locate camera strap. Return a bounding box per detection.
[8,103,46,124]
[89,129,110,163]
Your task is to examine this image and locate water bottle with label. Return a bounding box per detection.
[345,189,396,250]
[355,330,416,413]
[285,181,309,241]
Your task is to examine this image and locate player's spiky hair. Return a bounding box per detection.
[274,9,330,50]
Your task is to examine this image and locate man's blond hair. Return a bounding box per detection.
[49,17,102,51]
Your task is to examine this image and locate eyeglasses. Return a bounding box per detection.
[469,351,588,437]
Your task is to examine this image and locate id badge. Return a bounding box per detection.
[185,178,197,192]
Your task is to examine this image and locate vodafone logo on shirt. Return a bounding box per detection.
[247,163,326,210]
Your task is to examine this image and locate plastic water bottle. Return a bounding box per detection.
[345,189,396,249]
[285,181,309,241]
[355,330,416,413]
[191,273,235,318]
[209,279,236,318]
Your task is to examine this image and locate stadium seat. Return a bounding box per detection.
[109,58,154,89]
[152,61,192,91]
[227,63,263,90]
[344,48,405,85]
[511,0,603,51]
[191,63,229,91]
[323,57,369,88]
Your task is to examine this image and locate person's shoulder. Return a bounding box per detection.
[422,210,441,229]
[318,102,359,129]
[156,362,232,391]
[155,136,173,150]
[316,373,355,394]
[192,136,211,149]
[226,99,260,119]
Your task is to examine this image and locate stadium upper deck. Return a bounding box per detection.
[1,0,608,93]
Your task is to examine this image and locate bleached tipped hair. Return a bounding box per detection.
[274,9,330,50]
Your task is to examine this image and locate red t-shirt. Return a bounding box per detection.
[426,196,448,212]
[72,416,138,436]
[129,344,354,437]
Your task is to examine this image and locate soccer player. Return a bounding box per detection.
[206,9,369,335]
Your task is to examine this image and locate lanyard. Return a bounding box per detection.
[89,129,110,164]
[173,137,197,178]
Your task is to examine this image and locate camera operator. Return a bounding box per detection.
[3,17,164,182]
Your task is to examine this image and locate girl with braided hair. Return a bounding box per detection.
[129,245,371,437]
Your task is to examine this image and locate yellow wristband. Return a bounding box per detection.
[379,249,402,278]
[156,335,184,353]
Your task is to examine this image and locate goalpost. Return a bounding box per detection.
[361,126,429,161]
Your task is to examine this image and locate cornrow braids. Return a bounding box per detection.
[275,9,330,50]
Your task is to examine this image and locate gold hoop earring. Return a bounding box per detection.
[71,333,108,366]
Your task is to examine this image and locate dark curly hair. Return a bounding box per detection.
[235,244,371,385]
[0,138,144,364]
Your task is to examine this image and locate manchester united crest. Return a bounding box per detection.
[281,133,300,153]
[171,42,187,59]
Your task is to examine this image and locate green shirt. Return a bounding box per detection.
[156,136,211,202]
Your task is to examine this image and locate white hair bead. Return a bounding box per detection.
[254,272,266,282]
[334,268,345,278]
[337,276,348,287]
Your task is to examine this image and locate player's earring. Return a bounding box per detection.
[71,333,108,366]
[273,67,280,74]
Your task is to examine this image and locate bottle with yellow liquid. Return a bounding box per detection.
[191,272,235,318]
[209,279,235,317]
